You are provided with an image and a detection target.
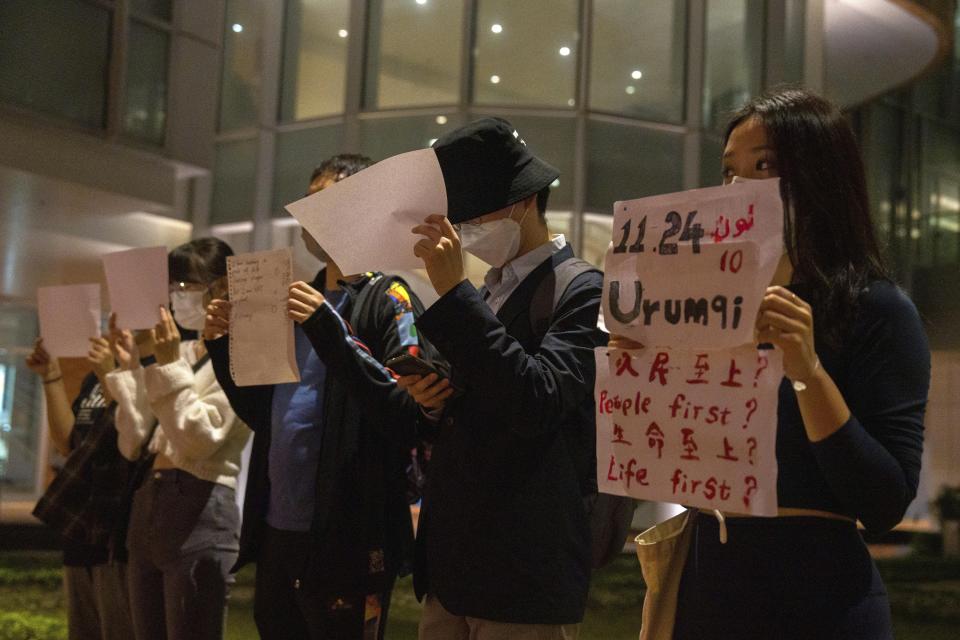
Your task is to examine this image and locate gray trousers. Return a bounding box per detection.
[64,562,135,640]
[126,469,240,640]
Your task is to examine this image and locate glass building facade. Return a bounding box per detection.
[0,0,957,513]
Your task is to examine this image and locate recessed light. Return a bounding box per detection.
[550,179,560,188]
[416,0,428,5]
[567,98,575,107]
[232,23,243,33]
[435,115,448,125]
[559,46,571,57]
[428,138,438,146]
[491,23,503,34]
[625,85,636,95]
[631,69,643,80]
[490,75,501,84]
[338,29,348,38]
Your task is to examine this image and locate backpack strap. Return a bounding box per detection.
[529,257,602,338]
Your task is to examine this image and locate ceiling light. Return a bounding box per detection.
[625,85,636,95]
[550,179,560,188]
[428,138,438,146]
[631,69,643,80]
[435,115,448,125]
[338,29,348,38]
[416,0,428,5]
[231,23,243,33]
[490,75,501,84]
[567,98,575,107]
[491,23,503,34]
[559,46,571,57]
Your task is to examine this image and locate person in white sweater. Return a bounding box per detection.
[104,238,250,640]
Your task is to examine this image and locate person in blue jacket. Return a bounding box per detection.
[203,154,429,640]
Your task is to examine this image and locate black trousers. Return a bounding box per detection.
[253,526,394,640]
[673,514,893,640]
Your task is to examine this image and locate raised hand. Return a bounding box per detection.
[25,338,61,382]
[87,336,116,379]
[109,312,139,370]
[412,214,465,297]
[287,281,326,324]
[203,299,231,341]
[153,306,181,366]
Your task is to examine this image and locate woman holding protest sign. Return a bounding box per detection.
[618,89,930,639]
[104,238,251,640]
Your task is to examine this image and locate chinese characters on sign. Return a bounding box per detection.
[596,179,785,515]
[595,346,782,515]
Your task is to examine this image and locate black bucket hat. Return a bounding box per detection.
[432,117,560,224]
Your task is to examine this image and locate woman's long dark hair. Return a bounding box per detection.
[724,89,888,344]
[169,237,234,285]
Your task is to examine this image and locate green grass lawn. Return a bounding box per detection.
[2,551,959,639]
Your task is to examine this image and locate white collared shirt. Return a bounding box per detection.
[483,234,567,314]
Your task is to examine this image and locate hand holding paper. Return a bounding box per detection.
[25,338,61,382]
[109,312,140,371]
[204,299,231,341]
[287,281,326,324]
[86,337,116,379]
[412,214,465,296]
[153,306,182,366]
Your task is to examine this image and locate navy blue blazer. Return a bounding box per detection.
[413,244,605,624]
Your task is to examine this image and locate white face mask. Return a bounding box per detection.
[459,205,529,268]
[170,290,207,331]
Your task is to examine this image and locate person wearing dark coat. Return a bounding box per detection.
[399,118,606,639]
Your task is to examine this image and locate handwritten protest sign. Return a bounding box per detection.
[595,346,783,516]
[596,179,785,514]
[285,148,448,275]
[602,179,783,349]
[37,284,101,357]
[102,246,169,330]
[227,248,300,386]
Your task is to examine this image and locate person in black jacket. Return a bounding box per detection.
[399,118,605,638]
[202,154,427,640]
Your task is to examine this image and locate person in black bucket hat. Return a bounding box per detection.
[398,117,607,638]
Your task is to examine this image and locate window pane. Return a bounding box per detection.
[490,115,575,209]
[699,135,725,188]
[131,0,172,22]
[365,0,462,109]
[0,303,41,496]
[703,0,763,131]
[586,120,684,212]
[0,0,110,129]
[212,139,259,224]
[220,0,262,131]
[124,21,169,145]
[590,0,686,123]
[357,114,457,161]
[474,0,579,107]
[273,124,344,214]
[280,0,350,121]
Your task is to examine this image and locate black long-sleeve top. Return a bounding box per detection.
[777,280,930,534]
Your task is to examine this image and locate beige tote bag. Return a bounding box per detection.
[635,509,697,640]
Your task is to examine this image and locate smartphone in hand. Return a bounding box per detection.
[385,353,463,398]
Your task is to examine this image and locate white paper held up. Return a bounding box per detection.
[102,246,169,330]
[37,284,102,358]
[227,247,300,386]
[285,148,448,275]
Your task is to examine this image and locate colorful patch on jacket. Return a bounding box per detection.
[386,282,419,347]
